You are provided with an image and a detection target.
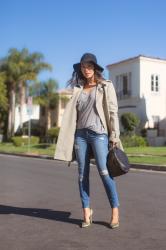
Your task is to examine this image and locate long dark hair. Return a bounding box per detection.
[67,67,105,88]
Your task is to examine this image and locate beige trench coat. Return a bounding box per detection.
[54,80,123,162]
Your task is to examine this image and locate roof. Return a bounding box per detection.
[107,55,166,68]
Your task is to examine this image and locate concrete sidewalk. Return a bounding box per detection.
[0,151,166,172]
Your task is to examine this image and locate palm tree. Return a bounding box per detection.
[0,73,8,111]
[0,48,52,138]
[0,73,8,136]
[33,78,59,134]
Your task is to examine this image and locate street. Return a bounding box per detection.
[0,154,166,250]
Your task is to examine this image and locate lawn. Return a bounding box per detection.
[125,147,166,156]
[128,156,166,166]
[0,143,55,156]
[0,143,166,166]
[125,147,166,166]
[125,146,166,166]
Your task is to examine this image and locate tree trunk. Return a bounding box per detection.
[44,107,51,136]
[18,81,26,130]
[7,85,16,138]
[47,108,51,130]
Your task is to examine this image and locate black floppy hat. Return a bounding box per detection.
[73,53,104,73]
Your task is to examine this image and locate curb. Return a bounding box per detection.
[0,151,53,160]
[130,163,166,172]
[90,159,166,172]
[0,152,166,172]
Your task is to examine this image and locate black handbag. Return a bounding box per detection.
[107,147,130,177]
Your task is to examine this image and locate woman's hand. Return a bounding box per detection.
[110,141,117,148]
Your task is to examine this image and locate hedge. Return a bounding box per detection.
[47,127,60,142]
[120,135,148,147]
[11,136,40,147]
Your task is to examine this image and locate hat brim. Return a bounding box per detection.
[73,62,104,73]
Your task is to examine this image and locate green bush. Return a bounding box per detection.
[140,128,147,137]
[11,136,40,147]
[47,127,60,142]
[121,112,140,133]
[120,135,148,147]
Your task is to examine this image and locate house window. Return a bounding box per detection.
[155,75,159,91]
[152,115,160,129]
[151,74,159,92]
[123,75,128,95]
[115,72,131,99]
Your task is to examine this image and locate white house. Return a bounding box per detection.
[56,88,72,127]
[107,55,166,145]
[14,89,72,134]
[14,103,40,132]
[39,88,72,129]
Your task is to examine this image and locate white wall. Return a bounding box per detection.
[14,104,40,132]
[140,57,166,128]
[107,58,147,126]
[108,58,140,97]
[107,56,166,135]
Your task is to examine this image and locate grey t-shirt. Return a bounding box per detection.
[76,86,106,134]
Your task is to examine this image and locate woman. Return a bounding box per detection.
[54,53,123,229]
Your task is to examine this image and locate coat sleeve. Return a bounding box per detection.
[106,81,120,143]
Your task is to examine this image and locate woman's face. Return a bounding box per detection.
[81,62,95,79]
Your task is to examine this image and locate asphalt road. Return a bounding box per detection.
[0,154,166,250]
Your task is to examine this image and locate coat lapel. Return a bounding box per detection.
[95,83,108,132]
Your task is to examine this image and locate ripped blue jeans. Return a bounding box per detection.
[74,128,120,208]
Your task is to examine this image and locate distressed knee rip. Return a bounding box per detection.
[100,169,109,176]
[98,136,105,140]
[79,175,84,182]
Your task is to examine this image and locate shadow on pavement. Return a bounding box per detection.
[0,205,81,226]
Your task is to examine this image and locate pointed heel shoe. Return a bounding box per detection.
[110,221,120,229]
[81,209,93,228]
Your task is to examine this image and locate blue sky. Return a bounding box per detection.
[1,0,166,89]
